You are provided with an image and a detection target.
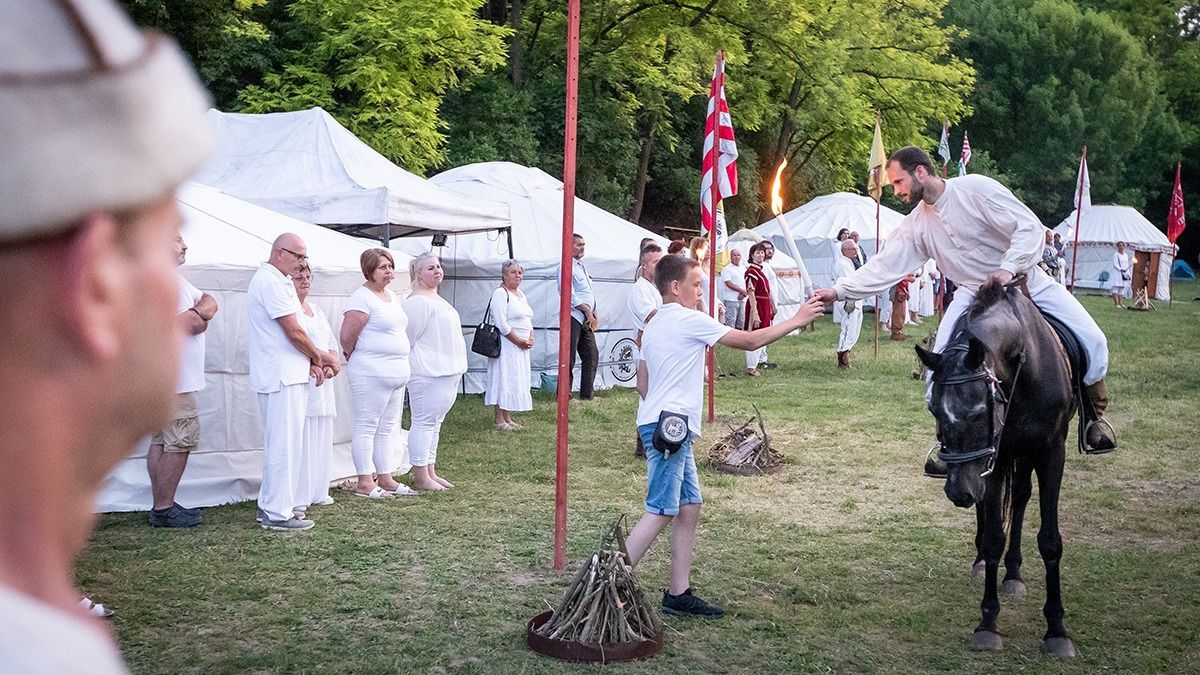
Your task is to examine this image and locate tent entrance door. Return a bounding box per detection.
[1132,250,1159,297]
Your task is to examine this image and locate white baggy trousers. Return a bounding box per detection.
[407,374,459,467]
[933,280,1108,385]
[257,383,308,522]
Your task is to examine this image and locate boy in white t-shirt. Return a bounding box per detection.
[625,255,824,618]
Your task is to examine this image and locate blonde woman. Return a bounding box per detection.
[404,252,468,491]
[485,260,534,430]
[340,248,414,499]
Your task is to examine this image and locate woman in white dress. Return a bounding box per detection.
[404,252,468,491]
[340,248,414,499]
[1110,241,1132,308]
[485,260,534,430]
[292,263,340,513]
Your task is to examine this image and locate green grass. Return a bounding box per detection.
[79,283,1200,673]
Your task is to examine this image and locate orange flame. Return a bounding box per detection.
[770,159,787,215]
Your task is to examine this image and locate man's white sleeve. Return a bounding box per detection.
[832,226,929,301]
[985,185,1046,275]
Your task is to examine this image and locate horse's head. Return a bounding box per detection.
[917,336,1008,508]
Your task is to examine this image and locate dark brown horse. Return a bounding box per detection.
[916,280,1077,657]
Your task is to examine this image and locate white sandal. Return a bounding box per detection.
[80,597,113,618]
[353,486,393,500]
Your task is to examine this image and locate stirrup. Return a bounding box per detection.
[1083,417,1117,455]
[923,443,948,478]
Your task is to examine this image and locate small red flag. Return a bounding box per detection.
[1168,162,1186,244]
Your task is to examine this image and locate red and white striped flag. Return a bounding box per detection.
[958,131,972,176]
[700,51,738,246]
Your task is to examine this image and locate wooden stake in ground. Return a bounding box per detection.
[707,405,785,475]
[535,516,661,644]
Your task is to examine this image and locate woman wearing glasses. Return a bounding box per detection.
[291,263,340,512]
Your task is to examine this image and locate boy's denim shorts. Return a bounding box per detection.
[637,422,702,516]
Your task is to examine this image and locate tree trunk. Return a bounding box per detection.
[628,114,658,224]
[510,0,523,89]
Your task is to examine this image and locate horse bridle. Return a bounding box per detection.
[933,344,1025,479]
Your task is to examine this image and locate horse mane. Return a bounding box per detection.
[967,279,1010,320]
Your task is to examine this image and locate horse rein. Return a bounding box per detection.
[935,343,1026,479]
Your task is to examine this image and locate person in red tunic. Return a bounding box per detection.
[743,242,774,376]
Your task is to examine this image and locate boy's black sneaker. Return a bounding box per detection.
[148,504,201,528]
[662,588,724,619]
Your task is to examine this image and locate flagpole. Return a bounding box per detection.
[552,0,580,572]
[1069,145,1087,293]
[873,111,882,357]
[705,51,723,424]
[1170,161,1181,310]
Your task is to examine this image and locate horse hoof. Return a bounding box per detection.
[1042,637,1077,657]
[1002,579,1027,598]
[971,561,986,579]
[971,630,1003,651]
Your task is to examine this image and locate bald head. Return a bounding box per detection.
[270,233,307,276]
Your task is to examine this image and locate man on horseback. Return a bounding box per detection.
[813,146,1117,472]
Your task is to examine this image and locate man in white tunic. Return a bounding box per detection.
[814,147,1116,470]
[247,234,339,531]
[0,1,212,671]
[833,240,863,369]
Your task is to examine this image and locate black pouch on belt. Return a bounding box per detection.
[652,410,689,458]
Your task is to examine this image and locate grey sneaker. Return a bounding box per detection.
[260,517,314,531]
[148,504,201,528]
[255,509,268,523]
[662,588,725,618]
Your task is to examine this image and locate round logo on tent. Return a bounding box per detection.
[608,337,637,383]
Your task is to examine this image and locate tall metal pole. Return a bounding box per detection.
[873,193,880,357]
[1069,145,1087,293]
[553,0,581,571]
[705,51,723,424]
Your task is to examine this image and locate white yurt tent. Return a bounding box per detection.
[727,229,808,324]
[1053,205,1174,300]
[194,108,512,241]
[97,184,412,512]
[753,192,906,295]
[391,162,667,394]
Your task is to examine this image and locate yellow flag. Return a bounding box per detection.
[868,116,889,201]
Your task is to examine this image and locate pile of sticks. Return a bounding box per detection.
[535,517,661,644]
[707,405,784,473]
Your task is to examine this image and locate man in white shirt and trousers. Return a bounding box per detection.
[718,248,748,329]
[247,235,340,531]
[0,0,212,671]
[628,242,663,458]
[833,240,863,370]
[814,147,1117,476]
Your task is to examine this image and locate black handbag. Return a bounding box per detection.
[470,292,504,358]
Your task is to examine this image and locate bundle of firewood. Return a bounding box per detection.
[535,517,661,644]
[707,406,784,474]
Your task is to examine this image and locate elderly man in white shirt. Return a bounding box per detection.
[247,234,340,531]
[718,248,747,328]
[833,240,863,369]
[814,146,1116,468]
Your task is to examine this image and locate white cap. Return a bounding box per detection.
[0,0,213,241]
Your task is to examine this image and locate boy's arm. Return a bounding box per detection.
[636,360,648,399]
[719,297,824,351]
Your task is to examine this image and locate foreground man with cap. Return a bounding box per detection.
[0,1,211,671]
[813,147,1117,475]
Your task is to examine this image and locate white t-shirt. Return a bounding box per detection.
[299,303,339,417]
[343,286,411,378]
[246,263,310,394]
[636,302,731,437]
[717,263,744,303]
[626,276,661,332]
[403,293,468,378]
[0,585,130,674]
[763,261,780,301]
[176,274,206,394]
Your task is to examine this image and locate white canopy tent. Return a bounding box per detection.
[391,162,667,394]
[97,183,413,512]
[194,108,513,242]
[1053,205,1174,300]
[753,192,906,301]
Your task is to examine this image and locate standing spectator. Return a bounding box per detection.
[888,275,912,341]
[718,248,747,329]
[688,236,717,316]
[833,240,864,369]
[836,228,851,242]
[292,263,340,511]
[404,253,468,491]
[758,241,781,368]
[559,234,599,400]
[627,243,664,458]
[340,248,414,499]
[1111,241,1132,308]
[147,235,218,528]
[248,234,338,531]
[0,0,211,669]
[743,243,774,376]
[849,231,868,269]
[667,239,687,255]
[486,260,535,431]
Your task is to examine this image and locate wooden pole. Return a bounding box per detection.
[1069,145,1087,293]
[553,0,581,571]
[873,110,882,357]
[705,51,723,424]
